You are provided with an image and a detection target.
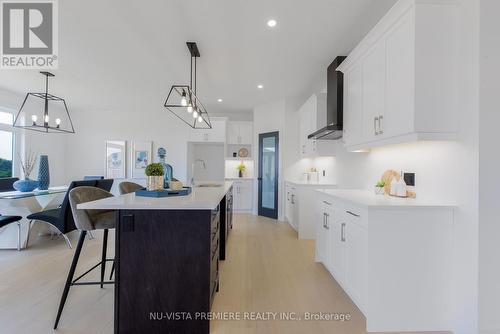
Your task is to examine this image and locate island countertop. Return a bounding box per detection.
[315,188,456,209]
[78,181,233,210]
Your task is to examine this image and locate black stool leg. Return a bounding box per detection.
[109,260,115,280]
[100,229,108,288]
[54,230,87,329]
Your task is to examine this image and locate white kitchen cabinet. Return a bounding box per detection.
[286,181,337,239]
[315,189,454,332]
[338,0,459,151]
[285,184,298,231]
[227,121,253,145]
[232,179,253,211]
[298,94,337,157]
[189,117,227,143]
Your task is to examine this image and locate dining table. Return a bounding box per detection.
[0,186,68,249]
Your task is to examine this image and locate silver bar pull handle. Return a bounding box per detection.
[378,115,384,135]
[325,213,330,230]
[323,213,327,228]
[346,210,360,218]
[341,223,346,242]
[373,117,379,135]
[323,200,332,206]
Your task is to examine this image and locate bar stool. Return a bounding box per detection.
[53,186,115,329]
[118,181,143,195]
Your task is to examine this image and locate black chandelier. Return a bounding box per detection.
[163,42,212,129]
[13,71,75,134]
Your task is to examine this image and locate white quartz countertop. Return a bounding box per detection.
[315,189,456,209]
[286,180,337,187]
[78,181,233,210]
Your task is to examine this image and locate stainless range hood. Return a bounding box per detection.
[308,56,346,140]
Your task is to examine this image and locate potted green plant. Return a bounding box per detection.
[145,163,165,191]
[374,180,385,195]
[236,162,246,178]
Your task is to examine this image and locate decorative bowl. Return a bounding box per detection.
[13,178,39,192]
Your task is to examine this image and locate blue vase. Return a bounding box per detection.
[37,155,50,190]
[13,178,39,192]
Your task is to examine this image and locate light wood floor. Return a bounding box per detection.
[0,214,449,334]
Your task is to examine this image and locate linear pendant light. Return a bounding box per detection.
[13,71,75,134]
[163,42,212,129]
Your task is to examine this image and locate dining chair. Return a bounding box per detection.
[0,214,23,250]
[26,179,114,248]
[83,176,104,181]
[54,186,115,329]
[0,177,19,192]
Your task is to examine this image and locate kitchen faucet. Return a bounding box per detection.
[191,159,206,186]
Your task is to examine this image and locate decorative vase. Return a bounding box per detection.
[37,155,50,190]
[13,178,39,192]
[374,186,385,195]
[147,176,164,191]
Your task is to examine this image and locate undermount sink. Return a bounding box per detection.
[196,183,222,188]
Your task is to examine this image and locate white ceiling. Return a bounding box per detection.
[0,0,396,114]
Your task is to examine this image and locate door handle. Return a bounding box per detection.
[346,210,360,218]
[257,177,262,181]
[325,213,330,230]
[323,200,332,206]
[378,115,384,135]
[373,117,379,135]
[341,223,346,242]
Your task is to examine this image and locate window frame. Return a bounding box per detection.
[0,108,19,179]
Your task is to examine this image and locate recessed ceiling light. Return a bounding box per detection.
[217,98,223,102]
[267,19,277,28]
[257,84,264,89]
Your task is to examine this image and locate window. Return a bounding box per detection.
[0,110,14,178]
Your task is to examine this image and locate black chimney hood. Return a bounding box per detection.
[308,56,346,140]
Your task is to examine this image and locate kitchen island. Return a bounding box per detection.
[78,182,233,334]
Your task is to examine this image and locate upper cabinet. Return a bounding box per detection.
[189,117,227,143]
[338,0,459,151]
[298,93,336,157]
[227,121,253,145]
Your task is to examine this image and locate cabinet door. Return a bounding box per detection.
[362,41,386,141]
[316,200,330,265]
[343,64,364,146]
[232,182,242,210]
[385,9,414,138]
[329,205,344,283]
[209,119,226,142]
[344,221,367,309]
[238,122,253,145]
[227,122,240,144]
[237,180,253,211]
[290,190,298,231]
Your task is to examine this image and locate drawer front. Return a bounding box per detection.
[211,211,220,240]
[342,203,368,229]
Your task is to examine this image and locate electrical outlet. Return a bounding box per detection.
[403,172,415,186]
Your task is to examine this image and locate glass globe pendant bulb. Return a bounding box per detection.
[55,118,61,128]
[193,110,198,118]
[180,90,188,106]
[31,115,37,124]
[197,116,203,123]
[187,104,193,113]
[44,114,49,123]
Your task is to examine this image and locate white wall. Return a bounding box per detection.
[64,108,191,194]
[479,0,500,333]
[187,142,225,182]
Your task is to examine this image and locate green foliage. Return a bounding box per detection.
[145,163,165,176]
[236,163,246,172]
[375,180,385,188]
[0,158,12,178]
